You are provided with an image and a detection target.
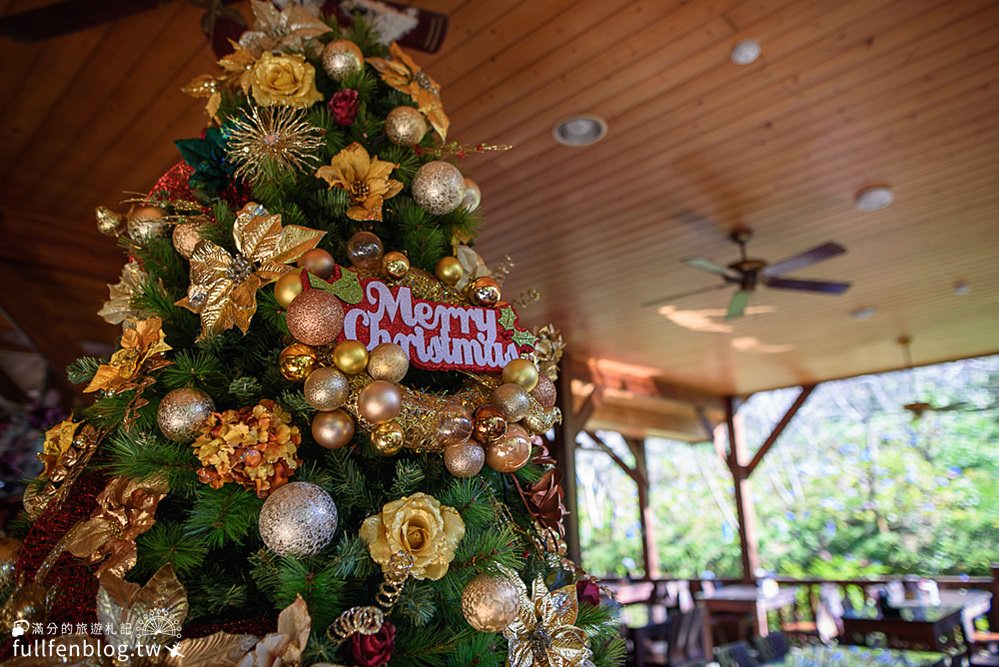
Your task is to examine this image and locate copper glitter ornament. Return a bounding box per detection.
[157,388,215,443]
[434,256,463,286]
[304,367,350,411]
[443,442,485,478]
[469,277,501,307]
[371,421,405,456]
[346,231,383,268]
[286,289,344,346]
[332,340,369,374]
[485,429,531,473]
[502,358,540,391]
[437,404,473,447]
[461,177,481,212]
[531,374,557,408]
[297,248,336,279]
[385,106,429,145]
[312,410,355,450]
[274,271,305,308]
[367,343,409,383]
[382,251,410,279]
[321,40,364,81]
[279,343,318,382]
[358,380,402,425]
[172,221,205,259]
[259,481,338,556]
[491,383,531,422]
[461,573,519,632]
[411,161,465,215]
[472,405,507,444]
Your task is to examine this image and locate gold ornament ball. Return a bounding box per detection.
[368,343,410,383]
[437,404,473,447]
[321,39,364,81]
[385,106,428,145]
[358,380,402,425]
[472,405,507,444]
[531,374,557,408]
[371,421,405,456]
[435,256,463,286]
[444,442,485,478]
[382,251,410,279]
[333,340,369,374]
[462,178,481,212]
[298,248,336,280]
[491,383,531,422]
[95,206,125,236]
[304,367,350,411]
[412,161,466,215]
[157,388,215,443]
[274,272,305,309]
[172,221,205,259]
[461,573,520,632]
[279,343,318,382]
[485,429,531,473]
[346,231,384,269]
[286,289,344,347]
[127,206,167,242]
[503,358,540,392]
[469,277,501,307]
[312,410,355,450]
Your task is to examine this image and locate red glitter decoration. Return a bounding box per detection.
[183,616,277,640]
[328,89,359,126]
[148,161,196,201]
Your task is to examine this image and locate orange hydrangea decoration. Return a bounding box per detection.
[192,399,302,498]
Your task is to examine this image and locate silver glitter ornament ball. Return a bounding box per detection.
[321,40,364,81]
[461,573,520,632]
[385,106,428,146]
[157,388,215,443]
[412,161,465,215]
[258,482,338,557]
[461,177,481,212]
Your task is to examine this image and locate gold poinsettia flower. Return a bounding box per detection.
[502,568,595,667]
[84,317,172,394]
[183,44,257,121]
[178,203,324,340]
[239,0,330,56]
[368,42,450,139]
[38,418,83,479]
[316,142,403,221]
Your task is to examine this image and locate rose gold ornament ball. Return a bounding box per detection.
[531,374,557,408]
[358,380,402,425]
[346,231,384,269]
[321,39,364,81]
[485,428,531,473]
[367,343,409,383]
[172,222,204,259]
[491,383,531,422]
[437,404,473,447]
[444,442,485,478]
[461,573,519,632]
[274,272,305,309]
[286,290,344,347]
[297,248,336,280]
[312,410,355,450]
[472,405,507,444]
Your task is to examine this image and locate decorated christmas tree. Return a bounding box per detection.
[0,4,624,666]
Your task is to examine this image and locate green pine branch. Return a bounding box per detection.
[136,521,208,577]
[183,485,263,549]
[104,428,199,497]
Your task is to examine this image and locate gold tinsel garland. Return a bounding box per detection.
[326,551,414,644]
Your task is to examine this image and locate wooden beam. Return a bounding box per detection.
[745,384,817,477]
[574,384,603,427]
[586,400,710,443]
[0,292,78,399]
[568,356,726,412]
[554,362,581,565]
[584,431,646,487]
[724,396,760,581]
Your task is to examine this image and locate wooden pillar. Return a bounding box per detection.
[724,396,760,581]
[554,364,582,564]
[625,437,660,578]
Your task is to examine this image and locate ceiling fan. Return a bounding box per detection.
[897,336,974,419]
[642,229,851,319]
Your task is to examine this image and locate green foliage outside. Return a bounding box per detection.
[577,356,999,579]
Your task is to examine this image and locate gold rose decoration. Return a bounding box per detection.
[84,316,172,394]
[359,492,465,580]
[501,567,594,667]
[251,51,324,108]
[368,43,450,139]
[239,0,330,56]
[177,202,324,339]
[62,474,169,577]
[191,399,302,498]
[316,142,403,222]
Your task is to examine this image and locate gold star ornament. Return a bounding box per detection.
[502,569,594,667]
[178,203,325,339]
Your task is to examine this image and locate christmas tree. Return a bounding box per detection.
[1,4,624,666]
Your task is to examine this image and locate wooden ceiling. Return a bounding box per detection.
[1,0,997,400]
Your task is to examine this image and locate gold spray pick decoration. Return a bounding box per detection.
[326,551,414,645]
[413,140,513,160]
[227,106,325,182]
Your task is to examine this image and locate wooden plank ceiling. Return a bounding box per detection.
[0,0,997,399]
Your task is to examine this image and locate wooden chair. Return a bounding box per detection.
[639,608,708,667]
[714,641,759,667]
[782,583,844,644]
[753,631,790,663]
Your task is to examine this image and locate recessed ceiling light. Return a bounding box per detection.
[552,115,607,146]
[855,186,894,211]
[849,307,876,320]
[954,281,970,295]
[731,39,761,65]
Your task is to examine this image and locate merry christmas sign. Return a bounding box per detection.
[339,279,536,373]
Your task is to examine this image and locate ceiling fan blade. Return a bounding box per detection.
[761,242,847,278]
[683,257,738,278]
[765,277,851,294]
[641,283,729,308]
[0,0,169,42]
[725,290,751,320]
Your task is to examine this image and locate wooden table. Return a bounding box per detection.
[772,645,947,666]
[894,589,992,643]
[841,604,965,653]
[696,585,799,652]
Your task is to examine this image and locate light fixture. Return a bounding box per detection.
[849,307,876,320]
[855,186,894,211]
[954,281,970,295]
[731,39,761,65]
[552,115,607,146]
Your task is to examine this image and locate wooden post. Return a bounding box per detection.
[554,363,582,565]
[627,437,661,578]
[724,396,760,582]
